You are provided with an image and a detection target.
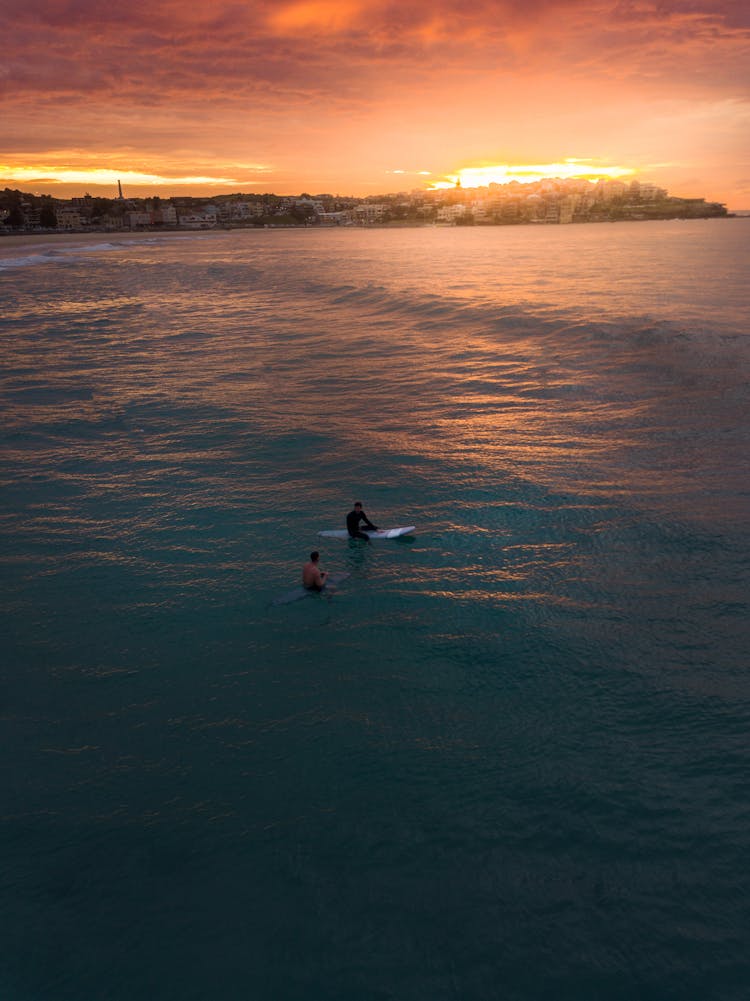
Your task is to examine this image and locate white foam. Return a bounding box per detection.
[0,233,189,271]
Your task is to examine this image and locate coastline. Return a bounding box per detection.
[0,212,743,248]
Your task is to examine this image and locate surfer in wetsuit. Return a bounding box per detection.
[302,551,328,591]
[347,502,378,541]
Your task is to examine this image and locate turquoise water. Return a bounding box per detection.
[1,222,749,1000]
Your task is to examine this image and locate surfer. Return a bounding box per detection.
[302,551,328,591]
[346,502,378,541]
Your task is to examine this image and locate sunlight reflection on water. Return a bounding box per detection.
[1,222,749,1001]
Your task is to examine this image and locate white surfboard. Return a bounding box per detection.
[318,526,415,540]
[272,572,350,606]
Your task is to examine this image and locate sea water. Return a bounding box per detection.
[1,221,749,1001]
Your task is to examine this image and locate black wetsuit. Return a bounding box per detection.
[347,509,377,541]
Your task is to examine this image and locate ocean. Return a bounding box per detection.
[1,221,749,1001]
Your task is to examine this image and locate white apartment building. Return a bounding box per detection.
[215,200,264,222]
[56,207,83,230]
[318,211,353,225]
[353,203,386,223]
[124,210,152,229]
[436,203,469,223]
[178,206,218,229]
[594,180,628,201]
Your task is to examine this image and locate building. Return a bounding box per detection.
[353,203,386,224]
[436,203,469,223]
[177,208,218,229]
[56,206,83,230]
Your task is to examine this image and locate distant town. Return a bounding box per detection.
[0,177,730,233]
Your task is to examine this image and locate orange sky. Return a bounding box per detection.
[2,0,749,207]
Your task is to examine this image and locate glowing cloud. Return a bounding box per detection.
[431,161,637,189]
[268,0,368,33]
[0,167,236,187]
[0,162,272,190]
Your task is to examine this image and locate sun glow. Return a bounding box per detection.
[269,0,366,33]
[0,165,250,188]
[431,161,636,189]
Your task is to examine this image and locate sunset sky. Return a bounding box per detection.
[3,0,749,207]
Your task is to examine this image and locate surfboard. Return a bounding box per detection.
[318,526,415,540]
[272,572,350,606]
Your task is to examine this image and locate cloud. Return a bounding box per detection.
[1,0,748,204]
[4,0,748,106]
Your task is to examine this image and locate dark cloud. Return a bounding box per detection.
[3,0,748,109]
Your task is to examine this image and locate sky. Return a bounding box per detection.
[2,0,750,208]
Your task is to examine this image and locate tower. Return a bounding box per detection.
[117,180,124,200]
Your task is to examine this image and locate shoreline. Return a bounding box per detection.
[0,213,742,248]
